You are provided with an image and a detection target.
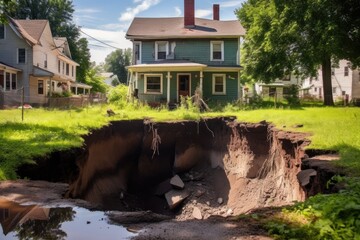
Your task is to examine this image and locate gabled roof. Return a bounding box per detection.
[126,17,245,40]
[12,19,48,45]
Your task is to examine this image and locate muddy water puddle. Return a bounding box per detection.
[0,199,136,240]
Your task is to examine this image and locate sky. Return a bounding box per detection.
[72,0,244,64]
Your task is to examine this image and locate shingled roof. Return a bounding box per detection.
[12,19,48,45]
[126,17,245,40]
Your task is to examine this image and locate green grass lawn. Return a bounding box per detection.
[1,104,360,239]
[1,105,360,180]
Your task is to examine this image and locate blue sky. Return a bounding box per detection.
[73,0,244,64]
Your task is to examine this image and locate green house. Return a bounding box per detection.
[126,0,245,105]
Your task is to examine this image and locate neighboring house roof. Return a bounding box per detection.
[12,19,48,45]
[126,17,245,39]
[100,72,115,78]
[0,62,22,72]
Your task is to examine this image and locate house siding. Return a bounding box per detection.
[136,71,238,103]
[141,38,239,66]
[0,24,34,102]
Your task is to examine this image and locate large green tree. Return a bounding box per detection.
[7,0,91,82]
[237,0,360,106]
[104,48,132,84]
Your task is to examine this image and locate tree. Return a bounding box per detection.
[236,0,360,106]
[0,0,17,22]
[7,0,92,82]
[104,48,132,84]
[85,66,108,93]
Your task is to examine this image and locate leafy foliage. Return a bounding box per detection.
[267,176,360,239]
[104,49,132,84]
[236,0,360,105]
[85,66,108,93]
[107,84,128,107]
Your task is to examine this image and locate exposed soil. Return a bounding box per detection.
[11,118,345,239]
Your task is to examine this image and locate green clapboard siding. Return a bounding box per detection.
[140,39,239,65]
[203,72,239,102]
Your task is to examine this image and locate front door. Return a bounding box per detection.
[178,74,190,101]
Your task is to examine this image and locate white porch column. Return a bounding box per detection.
[167,71,171,103]
[238,70,242,100]
[135,72,138,90]
[200,70,203,98]
[75,87,78,95]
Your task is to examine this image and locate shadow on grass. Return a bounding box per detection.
[0,122,82,180]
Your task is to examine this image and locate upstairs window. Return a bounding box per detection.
[66,63,69,75]
[344,66,349,76]
[72,66,74,77]
[145,74,162,94]
[212,74,226,95]
[18,48,26,63]
[0,24,4,39]
[155,41,168,60]
[211,41,224,61]
[58,60,61,73]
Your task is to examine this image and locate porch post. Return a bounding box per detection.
[238,70,242,100]
[200,70,203,98]
[167,71,171,104]
[75,87,78,95]
[135,72,138,90]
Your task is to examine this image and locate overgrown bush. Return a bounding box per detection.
[267,176,360,239]
[284,85,300,106]
[107,84,128,107]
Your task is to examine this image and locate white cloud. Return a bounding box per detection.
[174,6,182,17]
[221,1,243,8]
[80,28,132,64]
[119,0,161,22]
[100,23,129,31]
[75,8,101,14]
[195,9,212,18]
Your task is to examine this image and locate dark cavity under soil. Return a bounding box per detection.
[17,117,342,221]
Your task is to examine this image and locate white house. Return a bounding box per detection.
[255,74,302,100]
[0,18,91,106]
[301,60,360,102]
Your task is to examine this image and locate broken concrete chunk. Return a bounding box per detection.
[165,190,189,210]
[297,169,317,186]
[170,175,185,189]
[226,209,233,216]
[192,207,203,220]
[217,197,223,205]
[155,179,172,196]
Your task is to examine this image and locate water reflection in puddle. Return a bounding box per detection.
[0,199,137,240]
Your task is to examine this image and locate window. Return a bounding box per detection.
[62,62,65,74]
[66,63,69,75]
[314,87,317,92]
[5,73,10,91]
[283,74,291,81]
[11,74,16,90]
[0,24,4,39]
[0,71,4,89]
[212,74,226,95]
[135,42,141,63]
[18,48,26,63]
[332,87,337,94]
[155,41,168,60]
[58,60,61,73]
[72,66,74,77]
[38,80,44,94]
[145,74,162,94]
[211,41,224,61]
[344,66,349,76]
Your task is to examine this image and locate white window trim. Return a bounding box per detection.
[2,70,17,91]
[0,24,5,40]
[144,74,163,94]
[17,48,27,64]
[212,74,226,95]
[210,41,224,61]
[134,41,142,64]
[155,41,169,61]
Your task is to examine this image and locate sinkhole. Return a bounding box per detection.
[18,118,333,219]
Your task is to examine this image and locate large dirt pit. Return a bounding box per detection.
[61,118,311,219]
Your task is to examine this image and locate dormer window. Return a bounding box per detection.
[155,41,168,60]
[211,41,224,61]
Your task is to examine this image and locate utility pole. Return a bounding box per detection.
[21,87,24,121]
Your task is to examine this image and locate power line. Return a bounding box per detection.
[79,29,120,50]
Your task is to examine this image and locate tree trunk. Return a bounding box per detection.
[322,57,334,106]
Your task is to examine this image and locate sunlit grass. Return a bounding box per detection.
[0,105,360,180]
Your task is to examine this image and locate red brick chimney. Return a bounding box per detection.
[184,0,195,28]
[213,4,220,20]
